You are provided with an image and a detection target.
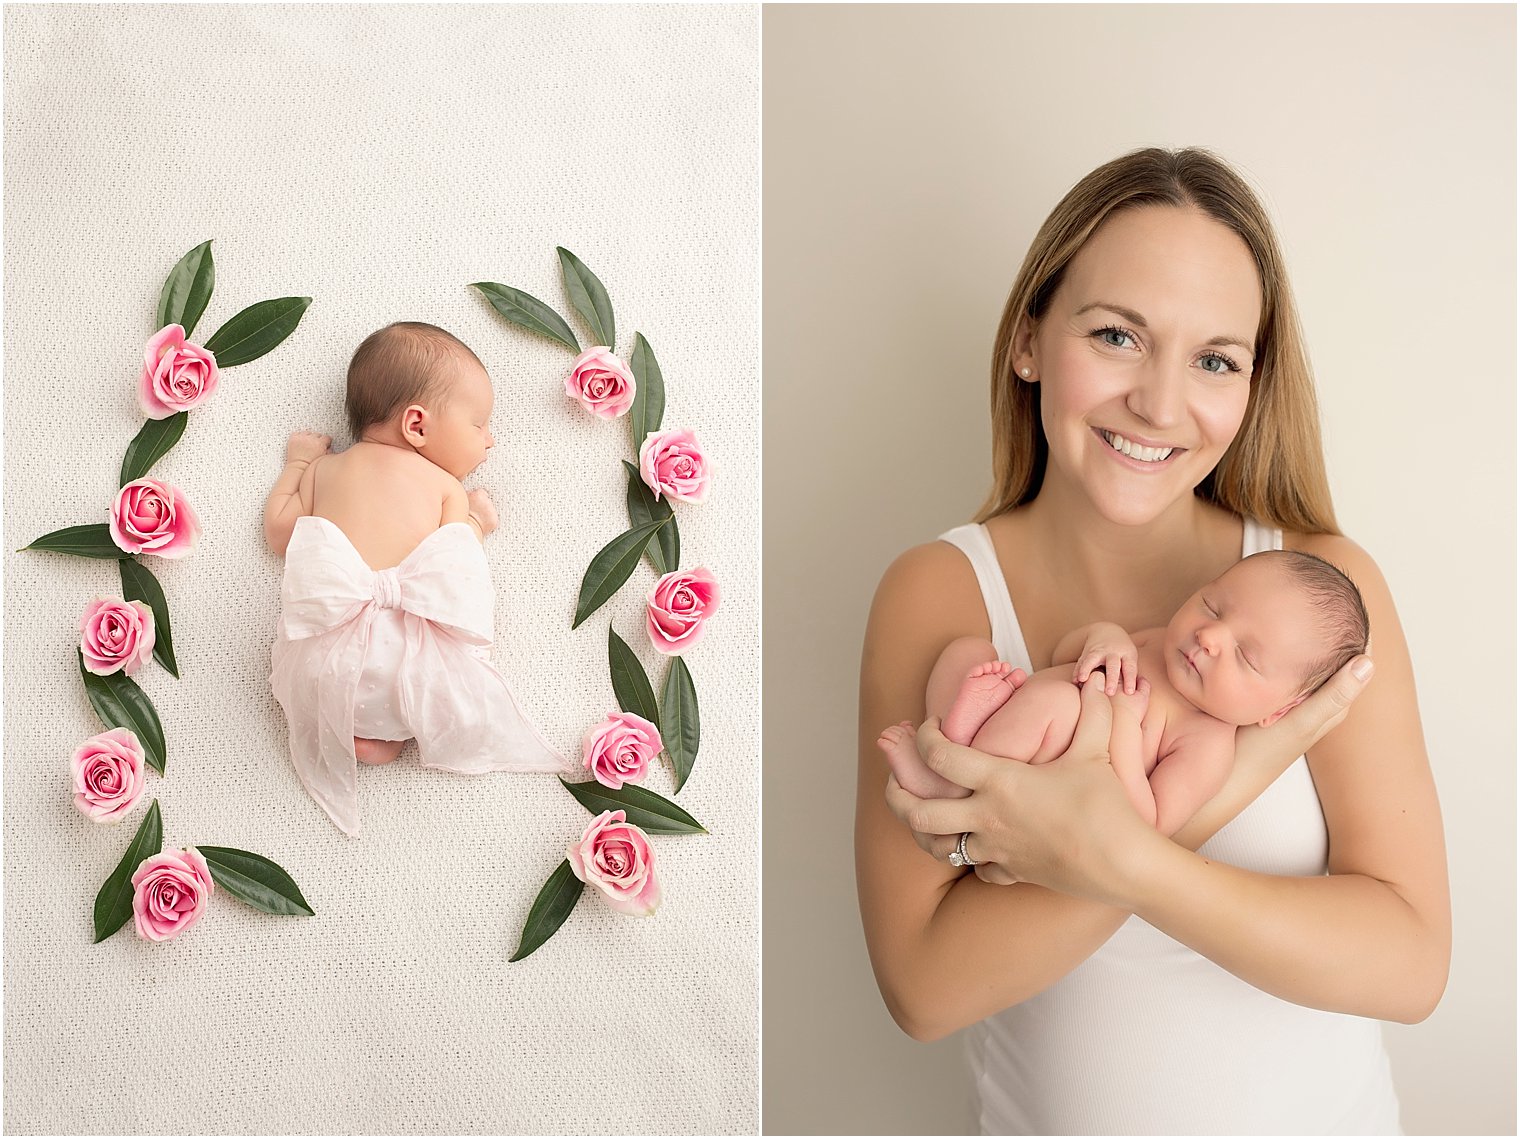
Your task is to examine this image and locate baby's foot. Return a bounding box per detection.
[943,661,1020,745]
[354,738,404,766]
[877,722,969,800]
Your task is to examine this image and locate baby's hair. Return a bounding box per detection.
[1246,549,1369,695]
[345,321,484,441]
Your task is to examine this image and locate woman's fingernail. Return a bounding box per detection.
[1351,657,1374,681]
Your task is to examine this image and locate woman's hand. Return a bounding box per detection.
[885,676,1160,907]
[1176,654,1374,849]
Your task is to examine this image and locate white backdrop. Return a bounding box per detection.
[763,4,1515,1136]
[4,6,758,1134]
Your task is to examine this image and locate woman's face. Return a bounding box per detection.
[1021,205,1262,527]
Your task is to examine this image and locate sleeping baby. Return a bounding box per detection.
[879,549,1368,836]
[264,321,567,835]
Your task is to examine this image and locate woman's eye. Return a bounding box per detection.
[1094,326,1136,350]
[1198,352,1241,376]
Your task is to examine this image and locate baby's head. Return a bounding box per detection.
[1163,550,1369,728]
[346,321,495,479]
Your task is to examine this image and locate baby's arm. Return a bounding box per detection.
[442,483,497,544]
[1052,621,1139,695]
[1109,680,1156,827]
[263,431,330,556]
[1148,731,1235,837]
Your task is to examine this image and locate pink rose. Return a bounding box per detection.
[565,346,636,419]
[582,711,663,789]
[566,810,661,916]
[646,567,720,656]
[71,728,147,823]
[109,478,201,558]
[638,428,711,503]
[131,848,215,941]
[79,596,155,676]
[139,324,219,419]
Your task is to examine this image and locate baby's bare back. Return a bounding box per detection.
[304,443,461,570]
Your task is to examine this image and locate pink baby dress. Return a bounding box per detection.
[271,515,568,834]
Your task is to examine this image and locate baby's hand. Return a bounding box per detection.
[1074,622,1139,695]
[467,489,498,537]
[286,431,332,465]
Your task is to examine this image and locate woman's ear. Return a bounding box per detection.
[1258,691,1308,728]
[1012,317,1039,383]
[400,404,427,447]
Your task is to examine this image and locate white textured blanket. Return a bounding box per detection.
[3,5,758,1133]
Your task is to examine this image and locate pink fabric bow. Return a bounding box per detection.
[271,516,567,836]
[278,519,494,646]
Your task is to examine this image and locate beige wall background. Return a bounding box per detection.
[763,5,1514,1135]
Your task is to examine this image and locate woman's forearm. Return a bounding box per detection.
[1121,840,1446,1023]
[863,867,1130,1041]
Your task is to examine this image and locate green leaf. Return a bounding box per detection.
[155,240,215,339]
[556,247,615,350]
[118,558,178,678]
[510,858,585,962]
[627,332,666,450]
[203,297,312,367]
[662,655,701,794]
[608,626,660,730]
[572,518,669,630]
[119,412,188,487]
[558,777,707,835]
[622,460,679,576]
[197,846,314,916]
[93,800,162,943]
[470,282,579,351]
[22,523,121,558]
[78,650,166,775]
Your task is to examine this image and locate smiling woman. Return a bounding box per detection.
[855,147,1448,1134]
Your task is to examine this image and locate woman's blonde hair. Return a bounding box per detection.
[979,147,1340,535]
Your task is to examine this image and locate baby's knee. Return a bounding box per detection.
[937,636,999,673]
[927,636,999,705]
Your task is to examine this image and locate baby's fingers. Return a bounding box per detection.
[1122,654,1138,695]
[1104,653,1123,695]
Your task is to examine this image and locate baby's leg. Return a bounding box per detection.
[967,671,1080,766]
[877,637,1017,800]
[925,637,1018,744]
[878,721,965,799]
[354,738,404,765]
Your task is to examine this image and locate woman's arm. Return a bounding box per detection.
[903,536,1448,1026]
[857,544,1130,1040]
[1117,535,1449,1022]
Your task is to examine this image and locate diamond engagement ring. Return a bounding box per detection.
[948,832,979,868]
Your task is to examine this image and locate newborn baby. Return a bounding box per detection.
[264,321,566,835]
[880,550,1368,835]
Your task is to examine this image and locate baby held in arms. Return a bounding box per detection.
[264,322,566,835]
[880,551,1368,835]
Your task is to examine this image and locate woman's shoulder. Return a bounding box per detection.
[1283,529,1383,581]
[869,532,989,645]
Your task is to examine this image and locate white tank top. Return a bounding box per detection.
[939,520,1402,1136]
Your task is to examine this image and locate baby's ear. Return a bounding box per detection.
[400,404,427,446]
[1257,691,1308,728]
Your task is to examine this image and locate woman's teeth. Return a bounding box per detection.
[1102,430,1174,463]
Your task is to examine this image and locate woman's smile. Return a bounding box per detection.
[1094,427,1184,468]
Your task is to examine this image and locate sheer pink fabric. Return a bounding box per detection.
[271,516,568,835]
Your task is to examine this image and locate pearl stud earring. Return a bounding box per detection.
[1020,367,1032,378]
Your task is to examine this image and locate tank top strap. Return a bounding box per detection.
[936,523,1034,671]
[1240,516,1284,556]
